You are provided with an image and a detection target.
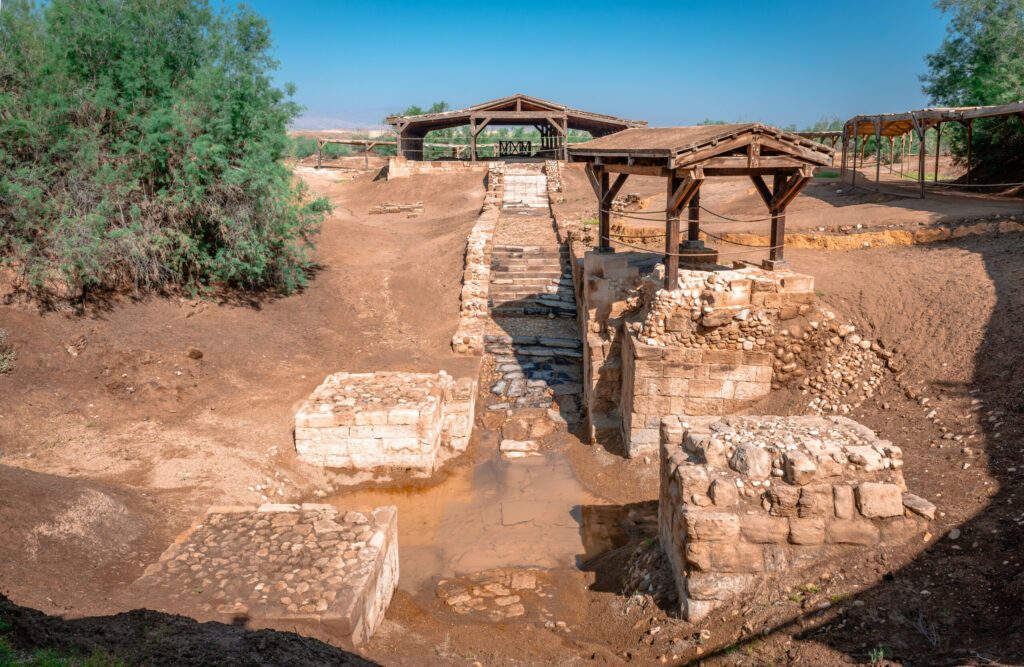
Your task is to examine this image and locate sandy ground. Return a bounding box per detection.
[1,158,1023,665]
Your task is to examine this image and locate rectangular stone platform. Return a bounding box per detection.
[659,415,934,622]
[295,371,476,472]
[133,503,398,648]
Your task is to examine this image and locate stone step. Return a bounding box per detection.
[490,269,569,279]
[484,334,582,349]
[491,304,578,318]
[492,245,568,254]
[489,277,565,286]
[490,292,575,304]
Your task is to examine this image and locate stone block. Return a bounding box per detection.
[684,510,740,542]
[686,573,753,601]
[783,450,818,486]
[833,484,855,519]
[701,349,743,365]
[739,515,789,543]
[709,478,739,507]
[856,483,904,518]
[798,485,833,518]
[768,485,801,517]
[902,493,936,520]
[729,444,773,479]
[687,541,763,573]
[734,380,770,400]
[788,518,826,545]
[826,520,880,545]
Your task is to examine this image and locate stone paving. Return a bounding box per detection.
[133,503,398,648]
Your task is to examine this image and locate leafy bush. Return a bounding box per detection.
[0,0,329,299]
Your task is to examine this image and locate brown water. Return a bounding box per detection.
[328,449,607,592]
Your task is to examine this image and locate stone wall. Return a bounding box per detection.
[452,163,503,355]
[619,266,816,456]
[387,156,489,180]
[294,371,476,472]
[133,503,399,648]
[577,250,660,446]
[659,415,934,622]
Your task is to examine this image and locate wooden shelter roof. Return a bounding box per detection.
[568,123,833,172]
[385,93,646,135]
[846,100,1024,137]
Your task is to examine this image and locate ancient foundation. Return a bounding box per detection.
[386,156,489,180]
[133,503,399,648]
[294,371,476,472]
[659,415,934,622]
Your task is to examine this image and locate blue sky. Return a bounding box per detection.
[241,0,950,130]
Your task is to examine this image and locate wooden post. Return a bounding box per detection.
[317,140,323,169]
[769,174,786,265]
[666,174,683,289]
[888,136,894,174]
[851,132,858,186]
[686,189,701,244]
[933,122,942,183]
[470,119,477,162]
[840,127,848,180]
[966,119,974,185]
[598,168,610,251]
[918,128,927,198]
[874,118,882,192]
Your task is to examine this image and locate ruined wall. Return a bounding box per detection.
[294,371,476,472]
[387,156,490,180]
[577,250,659,445]
[451,163,504,355]
[659,415,934,622]
[619,266,817,456]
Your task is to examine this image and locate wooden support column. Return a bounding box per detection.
[686,189,701,245]
[911,113,926,199]
[933,122,943,183]
[316,139,323,169]
[750,171,810,269]
[888,136,894,174]
[966,119,974,185]
[585,164,628,253]
[852,133,858,186]
[665,174,682,289]
[841,126,850,180]
[874,118,882,191]
[470,119,477,162]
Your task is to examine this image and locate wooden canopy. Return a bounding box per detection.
[386,93,646,161]
[568,124,834,287]
[841,101,1024,195]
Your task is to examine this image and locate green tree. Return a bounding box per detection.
[0,0,328,300]
[921,0,1024,175]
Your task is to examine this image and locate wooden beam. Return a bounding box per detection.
[584,163,601,199]
[966,119,973,185]
[750,175,773,207]
[598,168,611,252]
[934,122,942,182]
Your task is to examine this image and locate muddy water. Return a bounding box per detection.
[328,448,606,592]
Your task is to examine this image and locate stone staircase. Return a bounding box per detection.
[501,168,549,211]
[489,245,576,318]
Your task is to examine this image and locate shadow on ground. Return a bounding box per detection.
[695,234,1024,665]
[0,593,376,667]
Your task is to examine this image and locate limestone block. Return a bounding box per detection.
[768,485,801,517]
[684,510,740,543]
[709,478,739,507]
[783,450,818,485]
[788,518,826,545]
[856,482,904,518]
[739,515,789,543]
[902,493,936,520]
[826,519,880,545]
[686,573,754,601]
[798,485,833,518]
[686,541,763,573]
[833,484,855,519]
[730,444,773,479]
